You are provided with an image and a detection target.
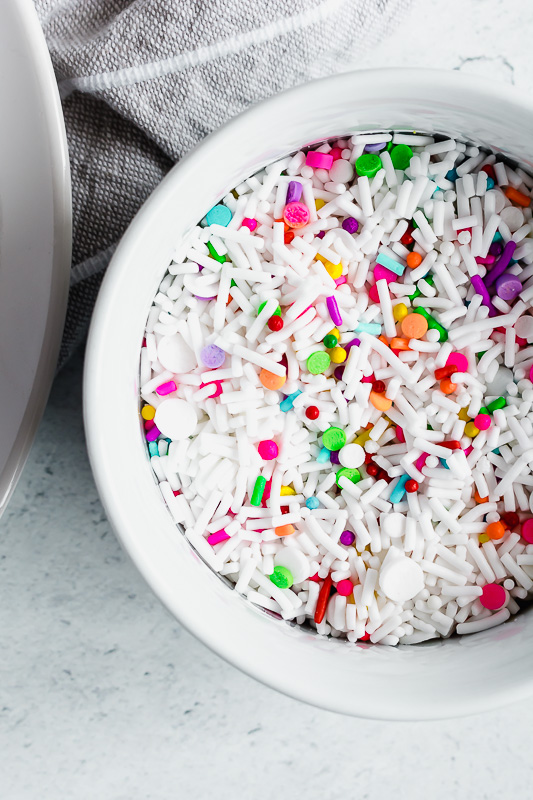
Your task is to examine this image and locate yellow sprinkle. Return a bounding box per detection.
[393,302,408,322]
[315,198,326,210]
[465,421,480,438]
[478,533,490,544]
[346,594,356,604]
[280,485,296,496]
[458,407,470,422]
[325,261,343,279]
[141,404,156,420]
[354,428,373,445]
[328,327,340,339]
[330,346,347,364]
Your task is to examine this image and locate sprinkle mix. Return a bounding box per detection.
[140,132,533,645]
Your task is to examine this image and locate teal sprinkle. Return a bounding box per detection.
[390,474,410,504]
[280,390,302,412]
[355,322,382,335]
[317,447,331,464]
[148,442,159,457]
[376,252,405,276]
[306,497,320,510]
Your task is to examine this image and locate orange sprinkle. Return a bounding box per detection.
[401,312,428,340]
[474,489,489,504]
[275,524,295,537]
[378,335,389,346]
[504,186,531,208]
[390,337,411,351]
[486,521,506,540]
[406,251,423,269]
[259,369,286,391]
[370,390,392,412]
[440,378,457,395]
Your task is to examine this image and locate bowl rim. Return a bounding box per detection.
[84,67,533,719]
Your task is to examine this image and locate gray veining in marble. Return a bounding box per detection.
[3,0,533,796]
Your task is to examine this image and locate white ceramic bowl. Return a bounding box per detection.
[85,69,533,720]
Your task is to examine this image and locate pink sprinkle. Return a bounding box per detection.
[145,425,161,442]
[464,445,474,456]
[415,452,429,471]
[144,419,155,431]
[326,295,342,326]
[480,583,506,610]
[361,374,375,384]
[336,579,354,597]
[199,380,224,398]
[156,380,177,396]
[207,530,230,546]
[475,255,496,265]
[530,364,533,383]
[283,201,310,229]
[329,147,343,161]
[474,413,491,431]
[173,489,181,496]
[241,217,257,231]
[374,264,398,284]
[306,151,334,170]
[446,352,469,373]
[396,426,405,443]
[334,275,348,286]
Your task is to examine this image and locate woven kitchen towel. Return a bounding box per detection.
[34,0,411,367]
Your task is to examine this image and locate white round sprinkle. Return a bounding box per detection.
[328,158,354,184]
[379,557,425,603]
[338,443,365,469]
[381,512,405,539]
[274,547,311,584]
[515,314,533,342]
[154,398,197,440]
[157,333,197,373]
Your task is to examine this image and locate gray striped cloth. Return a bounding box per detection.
[35,0,411,366]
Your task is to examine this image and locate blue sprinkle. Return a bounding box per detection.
[205,204,232,227]
[487,177,495,190]
[439,458,450,470]
[376,251,405,276]
[390,473,410,504]
[306,497,320,510]
[493,231,503,242]
[355,322,382,335]
[446,168,458,182]
[148,441,159,457]
[317,447,331,464]
[280,390,302,412]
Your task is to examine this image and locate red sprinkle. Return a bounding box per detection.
[440,440,462,450]
[501,511,519,530]
[405,479,419,493]
[267,316,284,331]
[372,380,386,393]
[314,574,333,624]
[434,365,456,380]
[305,405,320,420]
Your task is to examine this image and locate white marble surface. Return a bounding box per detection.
[3,1,533,797]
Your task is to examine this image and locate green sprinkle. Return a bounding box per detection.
[250,476,267,506]
[323,426,346,451]
[207,241,226,263]
[323,333,338,348]
[270,566,293,589]
[258,300,281,317]
[355,153,382,178]
[336,467,361,488]
[408,274,434,302]
[390,144,413,170]
[487,397,507,413]
[307,351,331,374]
[414,305,448,342]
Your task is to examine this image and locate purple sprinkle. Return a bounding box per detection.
[364,142,387,153]
[489,241,504,257]
[485,241,517,288]
[340,530,355,546]
[286,180,303,204]
[201,344,226,368]
[145,425,161,442]
[326,295,343,326]
[495,272,522,302]
[316,230,326,239]
[344,337,361,350]
[471,275,497,317]
[342,217,359,234]
[334,366,345,380]
[330,451,340,465]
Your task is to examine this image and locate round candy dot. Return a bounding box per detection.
[339,530,355,546]
[379,556,424,602]
[366,463,379,477]
[342,217,359,234]
[329,158,354,183]
[306,497,320,510]
[480,583,507,611]
[521,519,533,544]
[200,343,226,368]
[495,273,522,302]
[323,333,338,348]
[446,352,469,373]
[274,547,310,583]
[258,439,279,460]
[257,301,281,316]
[336,579,354,597]
[269,565,293,589]
[390,144,413,170]
[305,405,320,420]
[440,378,457,395]
[283,201,310,229]
[307,351,331,374]
[154,398,197,441]
[323,426,346,451]
[355,153,382,178]
[141,404,155,420]
[464,421,480,438]
[515,314,533,342]
[205,203,232,227]
[267,316,284,331]
[393,303,408,322]
[372,380,386,394]
[259,369,286,391]
[406,251,423,269]
[474,413,491,431]
[401,312,428,339]
[330,346,347,364]
[486,521,506,540]
[157,332,197,373]
[339,443,365,469]
[241,217,257,231]
[501,511,519,530]
[478,533,490,544]
[405,479,419,493]
[336,467,361,487]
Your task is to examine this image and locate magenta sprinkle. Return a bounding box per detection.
[344,337,361,350]
[475,255,495,265]
[484,240,517,287]
[145,425,161,442]
[334,275,348,286]
[156,380,177,396]
[326,295,342,326]
[207,530,230,546]
[471,275,497,317]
